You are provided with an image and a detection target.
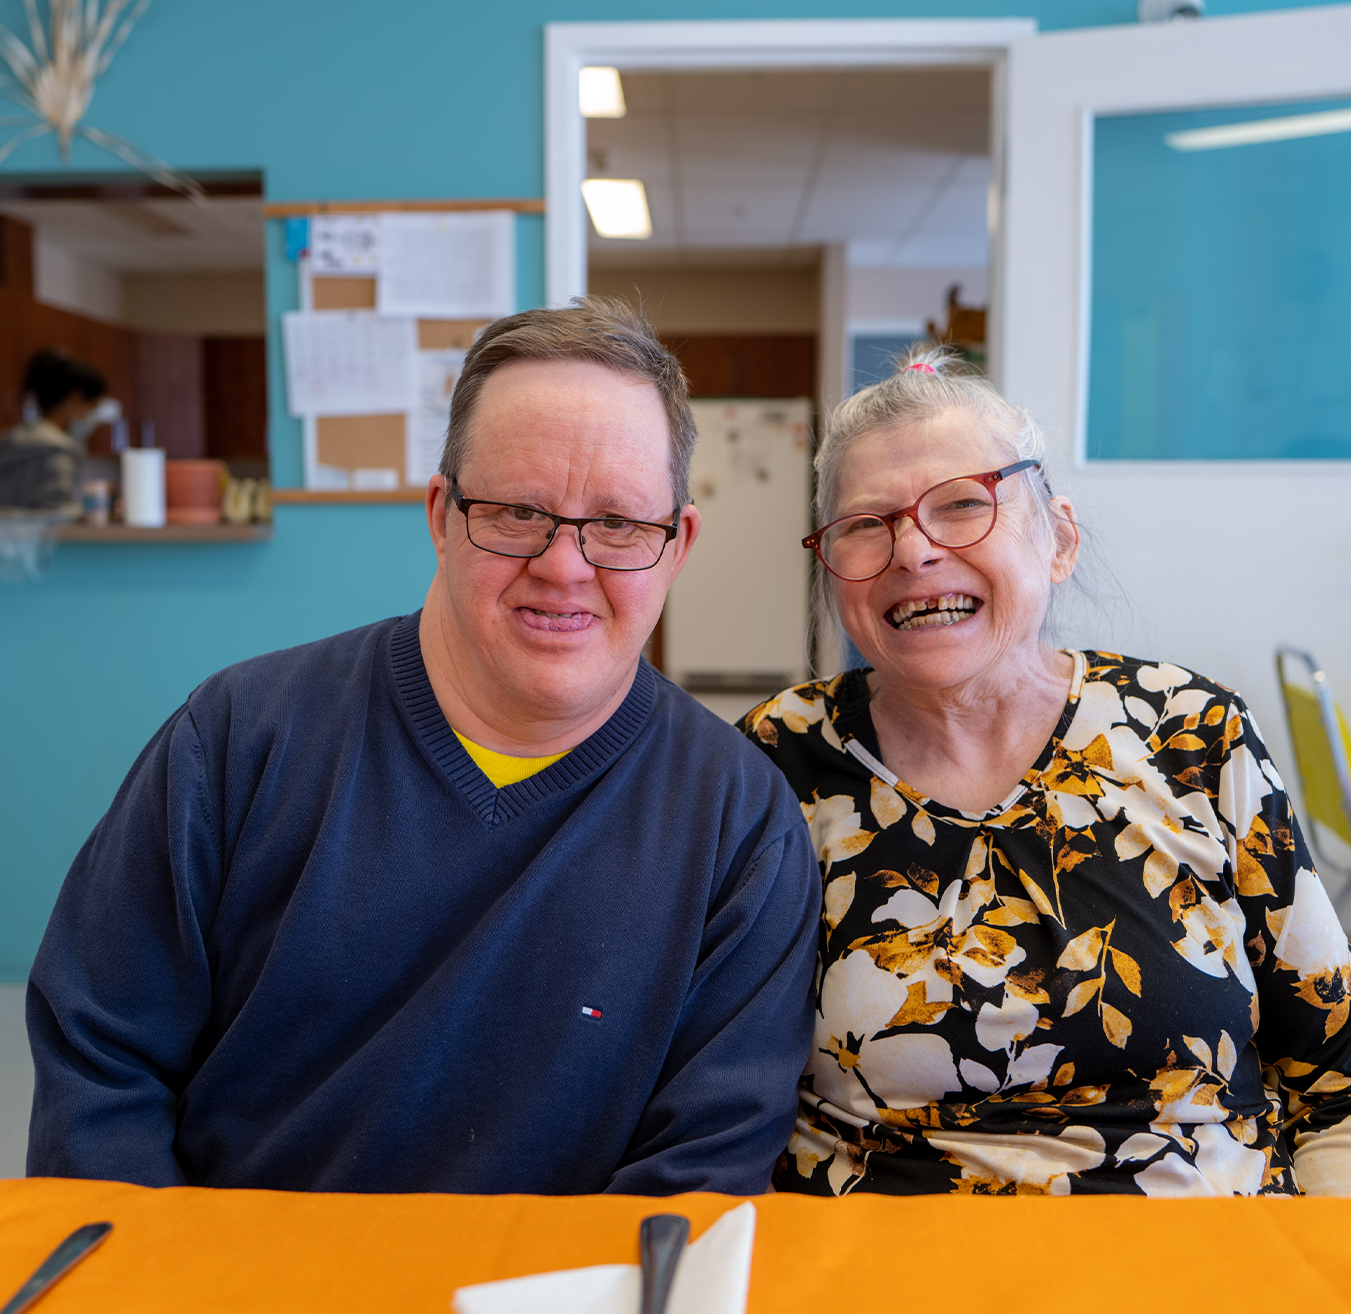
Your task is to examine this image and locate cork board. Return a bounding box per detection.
[312,277,377,310]
[316,413,405,480]
[307,276,486,485]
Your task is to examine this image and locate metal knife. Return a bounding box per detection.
[0,1222,113,1314]
[639,1213,690,1314]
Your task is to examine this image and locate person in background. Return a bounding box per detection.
[26,298,820,1195]
[0,350,109,511]
[743,346,1351,1197]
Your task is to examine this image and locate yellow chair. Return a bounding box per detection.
[1276,649,1351,899]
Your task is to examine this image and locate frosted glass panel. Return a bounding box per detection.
[1088,98,1351,460]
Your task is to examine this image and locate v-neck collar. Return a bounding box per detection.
[824,651,1087,824]
[387,611,655,826]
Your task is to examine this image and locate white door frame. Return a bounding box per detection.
[544,16,1037,386]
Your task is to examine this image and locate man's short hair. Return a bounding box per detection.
[439,296,697,509]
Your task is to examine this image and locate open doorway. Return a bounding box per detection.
[578,62,995,712]
[0,173,268,498]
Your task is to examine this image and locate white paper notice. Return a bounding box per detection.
[282,311,417,417]
[309,214,380,275]
[376,211,515,318]
[405,349,466,487]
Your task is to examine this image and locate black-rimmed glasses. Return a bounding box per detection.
[803,460,1041,582]
[451,481,679,572]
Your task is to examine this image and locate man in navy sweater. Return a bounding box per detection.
[26,299,820,1195]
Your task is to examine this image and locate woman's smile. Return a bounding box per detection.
[886,593,982,630]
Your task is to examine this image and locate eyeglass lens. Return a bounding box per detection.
[818,477,999,580]
[464,501,669,570]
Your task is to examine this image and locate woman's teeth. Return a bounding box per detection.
[889,593,978,631]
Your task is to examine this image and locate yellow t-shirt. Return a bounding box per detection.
[453,731,569,789]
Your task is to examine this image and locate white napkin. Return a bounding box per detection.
[451,1200,757,1314]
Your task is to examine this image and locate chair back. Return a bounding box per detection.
[1276,649,1351,846]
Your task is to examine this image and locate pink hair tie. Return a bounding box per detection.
[906,362,936,374]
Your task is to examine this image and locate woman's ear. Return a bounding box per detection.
[1048,496,1080,584]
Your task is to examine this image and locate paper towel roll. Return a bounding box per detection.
[121,448,166,528]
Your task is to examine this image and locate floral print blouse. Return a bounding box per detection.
[743,652,1351,1195]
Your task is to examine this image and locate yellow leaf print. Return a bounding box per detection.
[1041,752,1106,798]
[853,923,948,979]
[1235,846,1276,898]
[802,794,875,876]
[1006,971,1052,1007]
[822,1032,863,1072]
[1109,948,1142,996]
[1018,872,1059,923]
[1168,733,1206,752]
[1063,979,1100,1018]
[1143,849,1179,897]
[1216,1030,1238,1081]
[1053,1063,1075,1086]
[886,980,954,1027]
[1293,967,1351,1042]
[1061,1085,1108,1105]
[773,688,826,735]
[1102,1003,1132,1049]
[1183,1035,1213,1069]
[984,897,1041,927]
[1057,927,1104,972]
[911,810,936,846]
[870,778,904,829]
[1083,734,1114,770]
[1307,1070,1351,1095]
[824,872,856,932]
[1114,823,1150,861]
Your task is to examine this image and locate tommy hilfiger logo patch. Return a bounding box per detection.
[580,1005,603,1020]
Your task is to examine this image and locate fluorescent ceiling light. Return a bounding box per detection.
[579,66,626,118]
[581,179,652,239]
[1166,107,1351,151]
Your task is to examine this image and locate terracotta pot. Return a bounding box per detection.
[165,459,226,525]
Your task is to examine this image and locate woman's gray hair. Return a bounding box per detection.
[815,342,1055,534]
[810,344,1075,671]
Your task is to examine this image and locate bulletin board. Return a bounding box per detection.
[265,199,544,496]
[304,270,487,490]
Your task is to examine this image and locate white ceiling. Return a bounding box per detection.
[0,196,265,272]
[587,67,991,269]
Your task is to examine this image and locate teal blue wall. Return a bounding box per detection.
[0,0,1344,978]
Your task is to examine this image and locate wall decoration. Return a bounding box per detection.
[0,0,202,197]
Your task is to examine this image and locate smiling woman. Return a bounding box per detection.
[742,346,1351,1198]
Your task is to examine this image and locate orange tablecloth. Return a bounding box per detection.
[2,1177,1351,1311]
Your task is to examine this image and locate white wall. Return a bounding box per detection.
[33,237,123,323]
[848,263,988,331]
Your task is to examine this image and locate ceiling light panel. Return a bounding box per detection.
[581,179,652,239]
[1166,107,1351,151]
[579,67,626,118]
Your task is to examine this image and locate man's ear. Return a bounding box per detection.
[1048,495,1080,585]
[427,475,449,563]
[666,502,702,580]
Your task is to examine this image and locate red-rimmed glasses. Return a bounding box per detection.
[803,459,1040,582]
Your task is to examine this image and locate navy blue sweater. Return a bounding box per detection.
[27,614,819,1194]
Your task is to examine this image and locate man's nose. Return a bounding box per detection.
[528,523,596,581]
